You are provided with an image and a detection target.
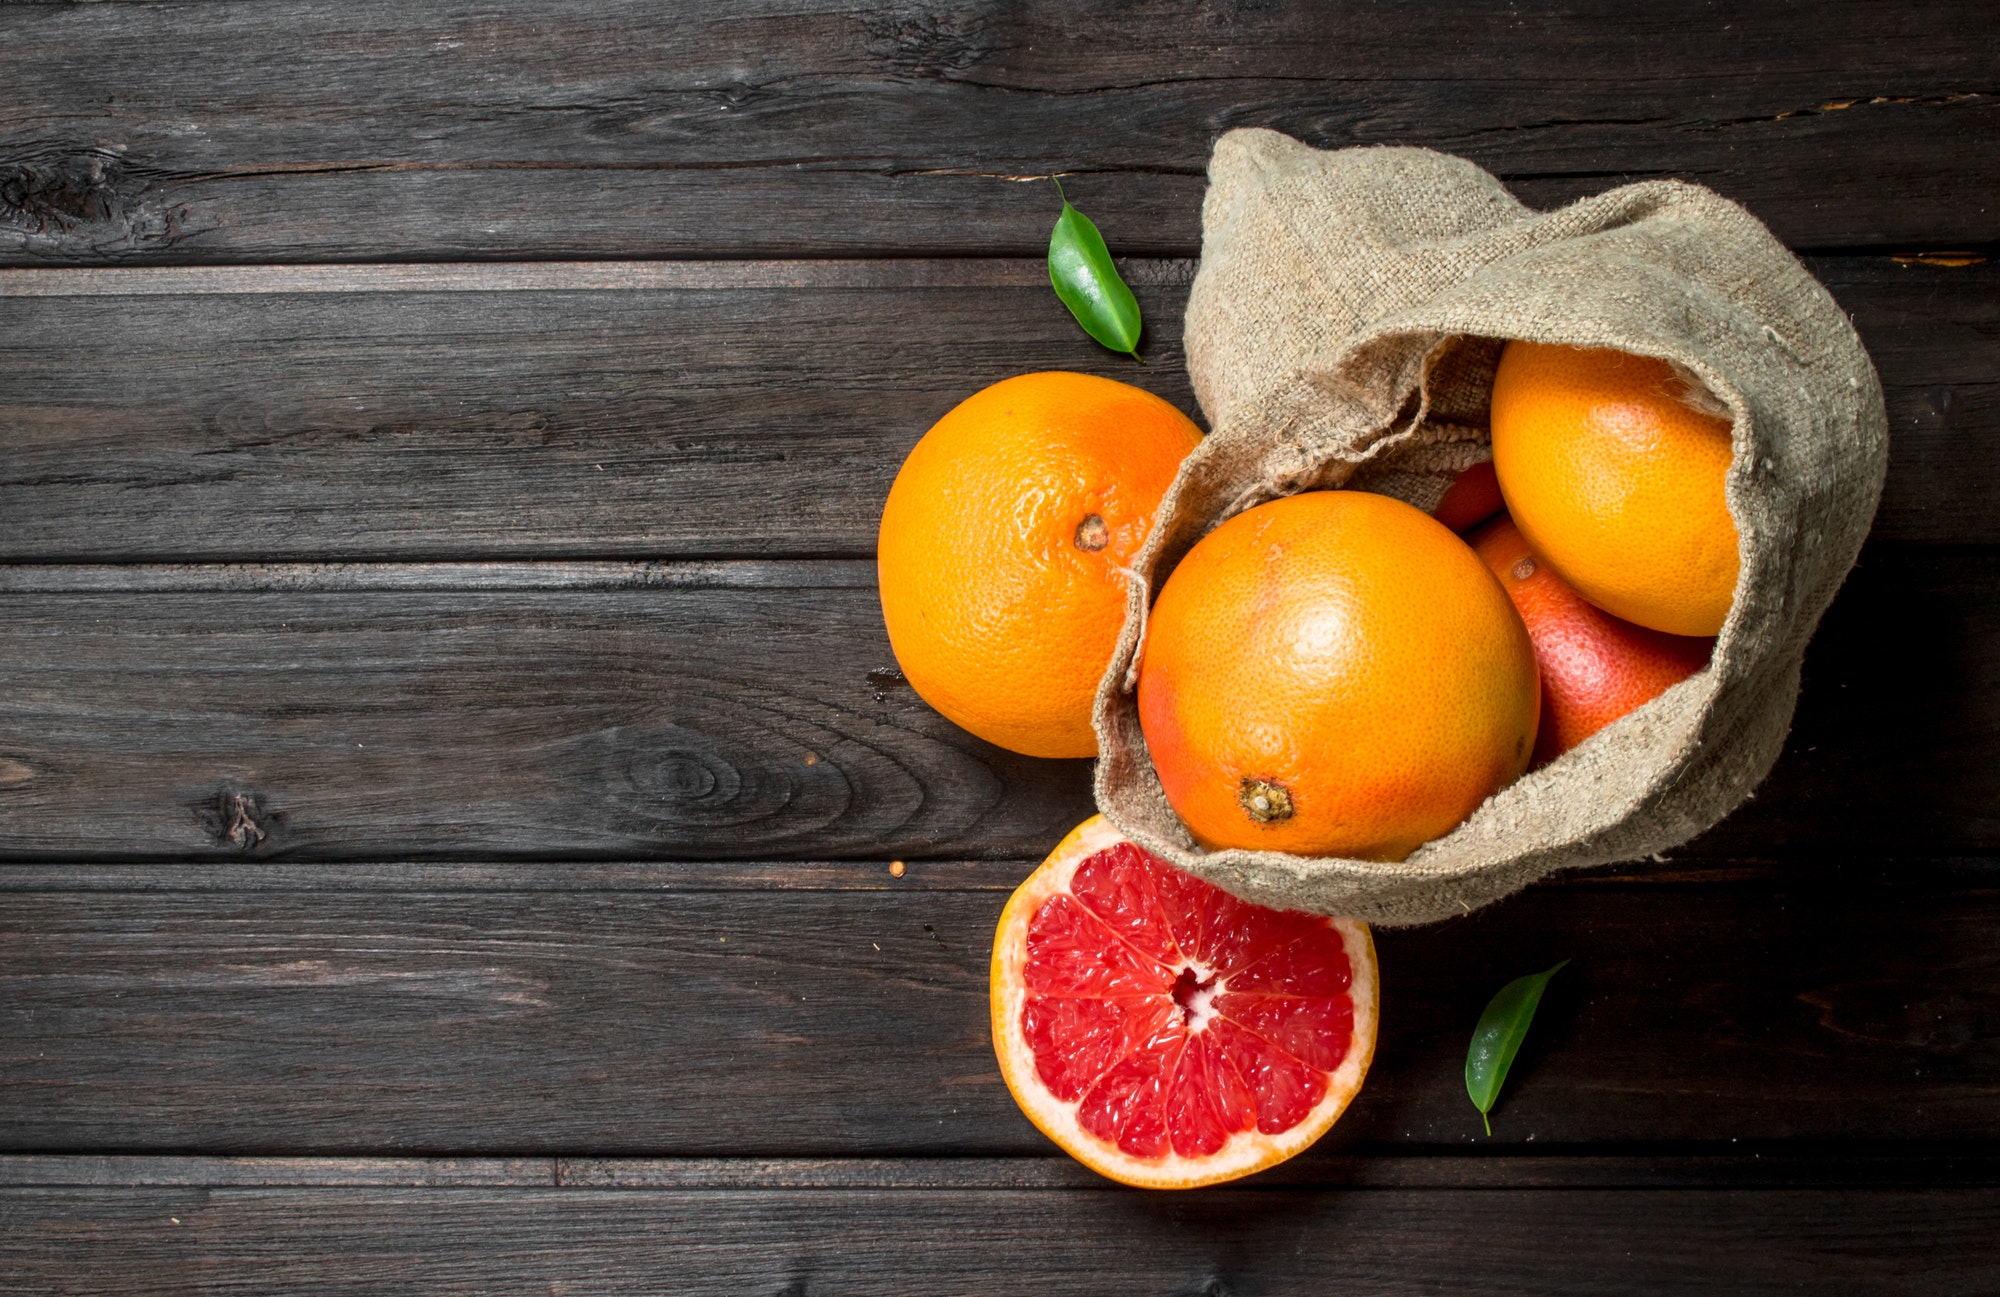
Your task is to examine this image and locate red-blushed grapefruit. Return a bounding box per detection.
[992,816,1378,1188]
[1471,514,1713,765]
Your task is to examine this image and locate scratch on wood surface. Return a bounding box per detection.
[0,759,34,788]
[1893,252,1989,267]
[1702,91,1987,128]
[206,961,552,1008]
[906,168,1073,181]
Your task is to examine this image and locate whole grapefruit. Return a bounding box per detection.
[878,372,1202,758]
[1472,515,1714,765]
[1489,341,1739,637]
[1137,490,1540,861]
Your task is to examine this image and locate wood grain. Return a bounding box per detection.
[0,874,1994,1153]
[1,0,1994,263]
[0,258,1992,561]
[0,545,1995,861]
[1678,541,2000,858]
[6,1181,1998,1295]
[1,2,1992,1281]
[0,261,1196,562]
[0,572,1093,861]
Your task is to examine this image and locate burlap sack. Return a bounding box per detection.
[1093,129,1887,926]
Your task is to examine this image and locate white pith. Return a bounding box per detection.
[991,815,1380,1190]
[1175,960,1222,1032]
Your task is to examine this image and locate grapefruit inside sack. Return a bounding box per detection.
[991,816,1377,1188]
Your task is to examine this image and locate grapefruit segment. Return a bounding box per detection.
[993,816,1378,1188]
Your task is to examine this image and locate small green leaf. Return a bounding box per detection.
[1465,960,1568,1135]
[1047,183,1143,360]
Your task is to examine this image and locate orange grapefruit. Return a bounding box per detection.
[878,372,1202,758]
[1472,515,1713,765]
[992,815,1377,1188]
[1489,341,1739,637]
[1136,490,1539,861]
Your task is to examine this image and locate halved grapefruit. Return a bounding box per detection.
[991,815,1378,1188]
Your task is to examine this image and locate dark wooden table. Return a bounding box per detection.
[2,3,1996,1292]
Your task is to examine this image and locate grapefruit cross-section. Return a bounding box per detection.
[991,816,1378,1188]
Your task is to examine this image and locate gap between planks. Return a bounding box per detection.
[0,858,1987,892]
[0,560,877,593]
[0,859,1020,892]
[0,259,1197,298]
[3,1153,1995,1192]
[4,544,1989,595]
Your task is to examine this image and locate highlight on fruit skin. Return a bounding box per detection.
[991,815,1378,1189]
[1489,341,1739,638]
[1472,514,1715,765]
[1136,490,1540,861]
[876,372,1202,759]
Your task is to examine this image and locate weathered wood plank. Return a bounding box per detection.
[1688,542,2000,858]
[0,261,1196,563]
[0,572,1093,861]
[0,257,1991,560]
[5,1182,1997,1295]
[1,0,1993,262]
[0,876,1994,1152]
[0,545,1993,860]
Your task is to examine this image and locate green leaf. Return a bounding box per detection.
[1465,960,1569,1136]
[1047,185,1143,360]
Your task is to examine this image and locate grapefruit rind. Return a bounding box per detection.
[991,815,1379,1189]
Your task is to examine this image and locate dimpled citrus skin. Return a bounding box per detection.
[1137,491,1540,861]
[1472,514,1714,766]
[1489,342,1739,637]
[878,372,1203,758]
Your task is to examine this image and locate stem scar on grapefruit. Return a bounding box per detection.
[877,372,1203,759]
[992,816,1378,1188]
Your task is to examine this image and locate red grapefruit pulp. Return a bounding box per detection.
[992,816,1378,1187]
